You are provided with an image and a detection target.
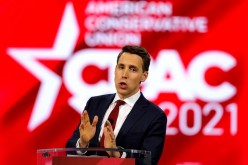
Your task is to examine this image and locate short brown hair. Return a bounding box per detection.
[117,45,151,71]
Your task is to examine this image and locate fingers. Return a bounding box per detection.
[92,115,98,127]
[80,111,86,125]
[103,120,117,150]
[80,111,87,129]
[82,110,90,124]
[105,120,115,140]
[105,120,112,128]
[80,110,98,129]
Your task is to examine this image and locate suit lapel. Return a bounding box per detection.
[97,94,115,123]
[116,93,148,141]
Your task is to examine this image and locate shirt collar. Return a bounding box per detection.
[113,91,141,107]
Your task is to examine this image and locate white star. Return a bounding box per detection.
[7,2,79,131]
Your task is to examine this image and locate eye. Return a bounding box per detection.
[118,65,124,69]
[130,67,137,72]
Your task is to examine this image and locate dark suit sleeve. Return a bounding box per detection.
[65,122,80,148]
[142,110,167,165]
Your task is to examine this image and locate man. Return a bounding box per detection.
[66,45,167,165]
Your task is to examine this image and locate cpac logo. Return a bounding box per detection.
[65,49,237,105]
[7,3,237,131]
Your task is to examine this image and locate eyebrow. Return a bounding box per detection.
[118,63,138,68]
[129,65,138,69]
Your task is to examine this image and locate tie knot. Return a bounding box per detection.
[115,100,125,107]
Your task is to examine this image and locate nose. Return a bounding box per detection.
[122,69,128,78]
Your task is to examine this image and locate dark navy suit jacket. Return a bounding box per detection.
[66,93,167,165]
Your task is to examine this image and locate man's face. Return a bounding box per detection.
[114,52,148,99]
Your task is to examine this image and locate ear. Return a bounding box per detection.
[141,71,148,82]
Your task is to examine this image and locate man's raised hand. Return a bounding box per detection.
[79,110,98,147]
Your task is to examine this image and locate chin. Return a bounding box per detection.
[117,91,128,97]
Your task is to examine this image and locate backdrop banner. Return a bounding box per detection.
[0,0,248,165]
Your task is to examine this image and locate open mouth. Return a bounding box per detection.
[120,82,127,88]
